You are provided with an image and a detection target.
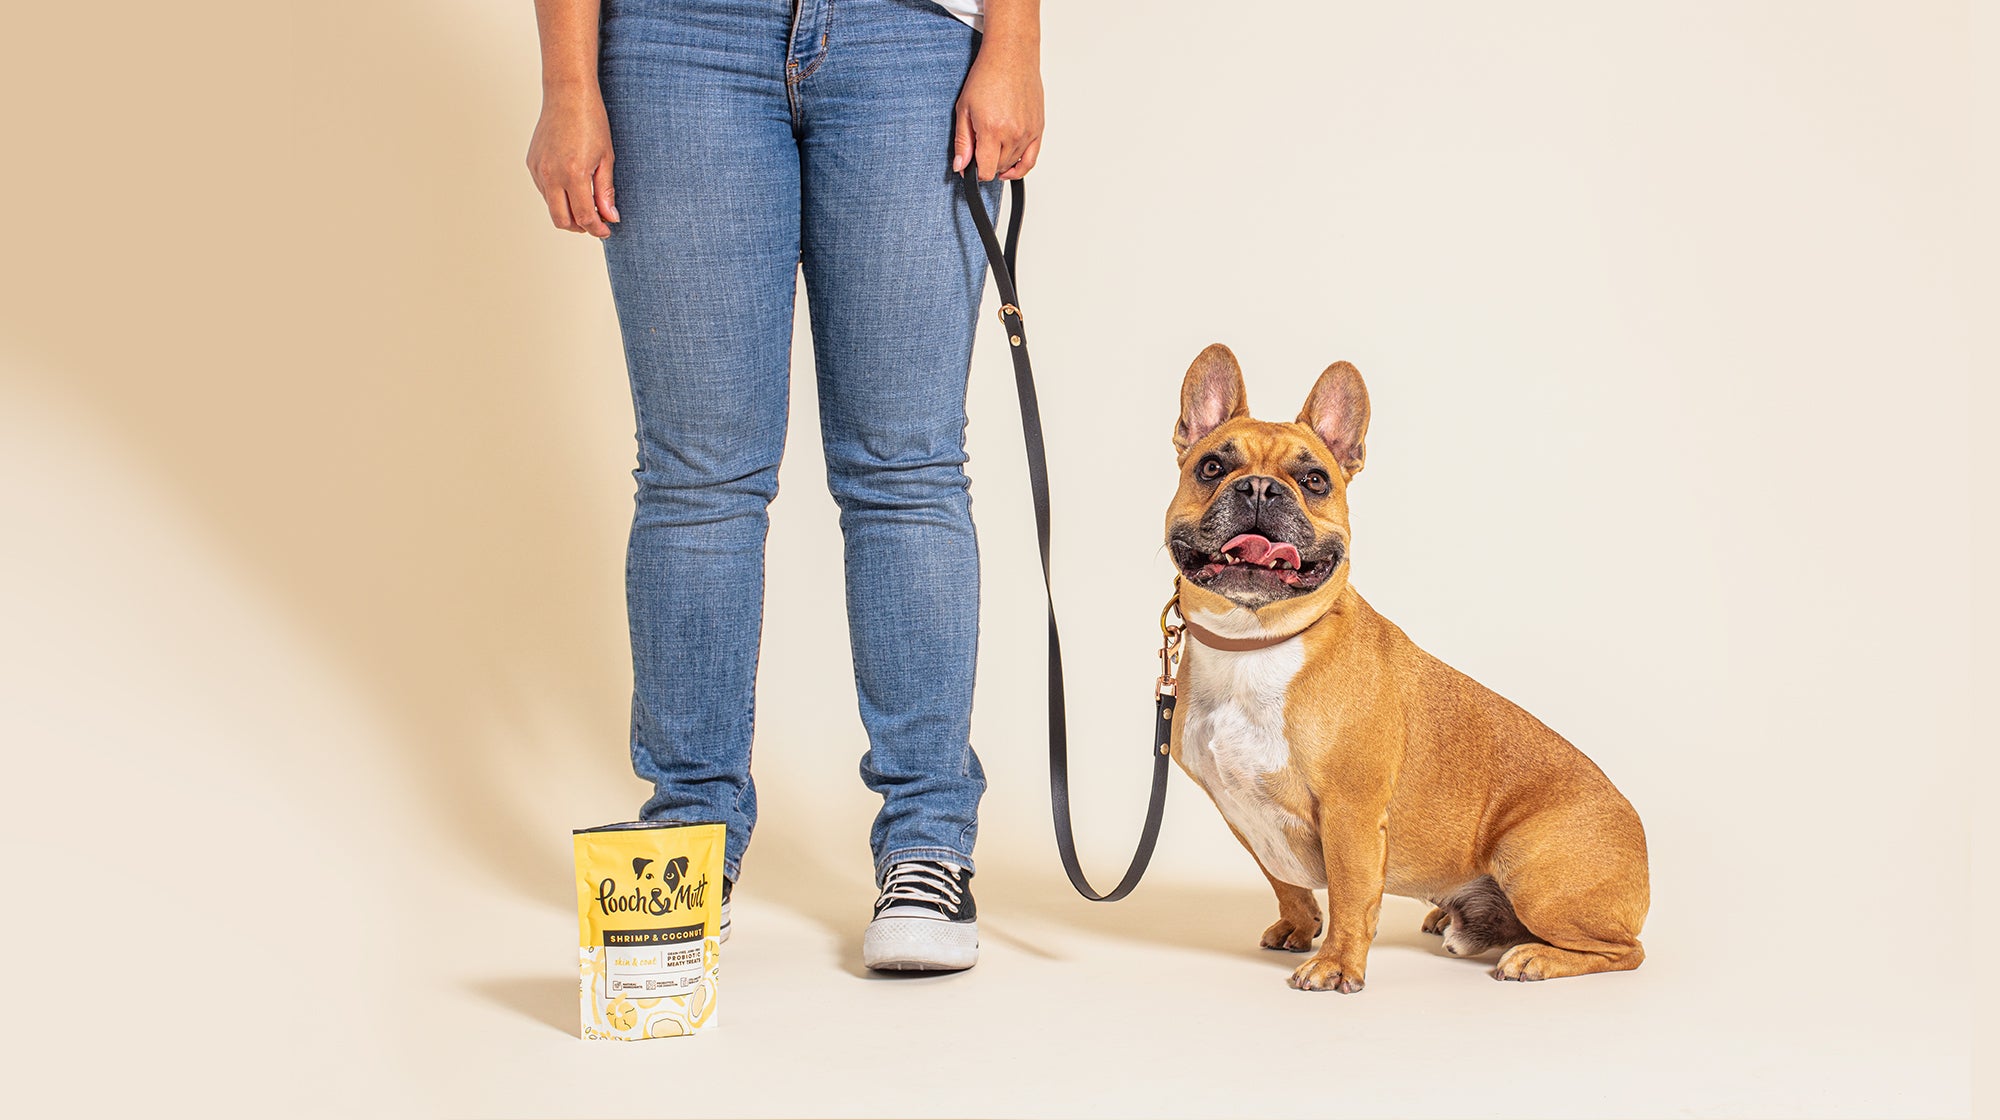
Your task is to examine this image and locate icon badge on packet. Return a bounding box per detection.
[573,821,725,1040]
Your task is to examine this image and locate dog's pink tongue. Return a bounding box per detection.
[1222,533,1301,568]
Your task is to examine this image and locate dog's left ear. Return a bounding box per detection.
[1298,361,1370,478]
[1175,343,1250,460]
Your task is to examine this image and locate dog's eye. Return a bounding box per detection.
[1197,456,1225,482]
[1301,470,1330,495]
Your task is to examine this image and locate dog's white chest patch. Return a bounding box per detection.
[1179,636,1326,889]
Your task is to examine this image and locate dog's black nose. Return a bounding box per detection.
[1234,475,1280,506]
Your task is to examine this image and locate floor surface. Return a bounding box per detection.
[423,850,1969,1119]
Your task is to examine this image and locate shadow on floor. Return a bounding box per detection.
[470,976,577,1039]
[976,863,1453,959]
[724,815,1472,979]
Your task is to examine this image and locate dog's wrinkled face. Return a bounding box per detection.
[1165,344,1371,618]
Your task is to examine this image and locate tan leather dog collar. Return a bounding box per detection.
[1181,619,1304,652]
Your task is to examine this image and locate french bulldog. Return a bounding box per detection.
[1164,344,1649,991]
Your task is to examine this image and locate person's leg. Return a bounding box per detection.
[598,0,801,882]
[792,0,1000,883]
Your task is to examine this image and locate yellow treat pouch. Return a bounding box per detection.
[573,821,725,1041]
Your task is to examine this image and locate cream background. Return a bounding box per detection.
[1,1,1987,1117]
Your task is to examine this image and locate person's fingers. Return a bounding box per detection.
[594,159,620,224]
[975,130,1005,182]
[989,126,1035,181]
[568,175,611,238]
[999,136,1041,181]
[952,104,975,174]
[542,185,578,232]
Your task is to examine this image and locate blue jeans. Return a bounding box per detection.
[599,0,997,885]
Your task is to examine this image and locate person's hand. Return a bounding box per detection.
[952,42,1044,181]
[527,89,620,238]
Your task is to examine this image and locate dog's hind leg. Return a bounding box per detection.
[1487,822,1649,981]
[1489,878,1646,980]
[1420,906,1451,935]
[1493,939,1644,981]
[1432,876,1534,958]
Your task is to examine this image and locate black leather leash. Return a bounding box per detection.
[960,167,1176,902]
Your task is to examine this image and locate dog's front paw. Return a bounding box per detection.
[1260,915,1321,953]
[1287,954,1365,993]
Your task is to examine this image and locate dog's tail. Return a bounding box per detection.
[1437,876,1535,957]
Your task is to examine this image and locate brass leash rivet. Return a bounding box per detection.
[1010,335,1022,346]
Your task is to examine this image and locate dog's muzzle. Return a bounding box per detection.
[1169,531,1343,596]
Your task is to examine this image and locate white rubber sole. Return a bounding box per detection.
[862,916,979,971]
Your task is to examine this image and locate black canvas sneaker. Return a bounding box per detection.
[719,877,732,942]
[862,860,978,971]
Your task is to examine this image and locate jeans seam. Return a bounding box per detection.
[785,0,835,129]
[794,0,835,84]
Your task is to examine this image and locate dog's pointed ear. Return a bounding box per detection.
[1298,361,1370,478]
[1175,344,1250,459]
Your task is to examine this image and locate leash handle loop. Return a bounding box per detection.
[960,167,1172,903]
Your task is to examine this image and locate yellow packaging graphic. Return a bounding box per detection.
[573,821,724,1041]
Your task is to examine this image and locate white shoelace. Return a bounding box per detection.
[877,862,964,915]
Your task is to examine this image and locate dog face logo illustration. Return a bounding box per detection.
[597,855,700,917]
[660,857,689,892]
[629,855,689,888]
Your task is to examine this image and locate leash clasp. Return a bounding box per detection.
[1155,576,1184,700]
